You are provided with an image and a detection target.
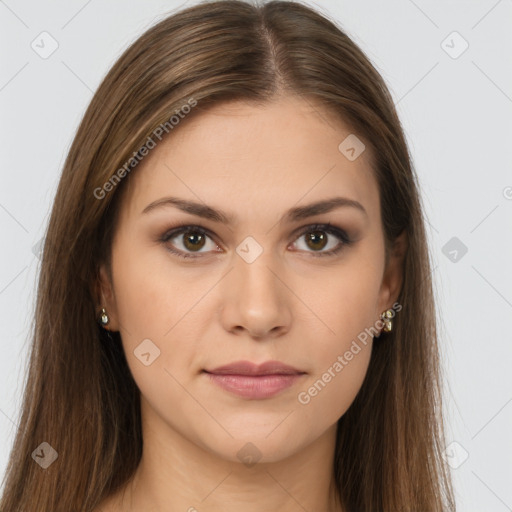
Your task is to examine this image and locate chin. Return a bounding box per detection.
[193,422,311,466]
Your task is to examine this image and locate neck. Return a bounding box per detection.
[114,399,344,512]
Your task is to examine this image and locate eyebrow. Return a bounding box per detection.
[141,195,367,223]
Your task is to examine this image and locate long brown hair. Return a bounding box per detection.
[0,1,456,510]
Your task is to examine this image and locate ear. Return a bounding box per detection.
[95,263,120,331]
[377,229,408,314]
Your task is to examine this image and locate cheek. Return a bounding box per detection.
[294,257,381,418]
[296,343,372,417]
[295,301,375,427]
[307,253,382,353]
[109,238,205,386]
[111,234,203,338]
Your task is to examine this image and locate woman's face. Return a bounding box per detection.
[99,95,403,464]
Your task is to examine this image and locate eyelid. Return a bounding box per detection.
[159,222,352,259]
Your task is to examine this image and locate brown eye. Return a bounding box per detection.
[292,224,351,257]
[161,226,219,259]
[182,231,207,252]
[304,230,328,251]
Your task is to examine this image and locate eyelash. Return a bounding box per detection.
[159,223,352,260]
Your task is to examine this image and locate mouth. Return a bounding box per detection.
[203,360,307,400]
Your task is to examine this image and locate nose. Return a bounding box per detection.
[219,249,292,340]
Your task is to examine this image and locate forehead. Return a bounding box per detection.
[120,96,380,224]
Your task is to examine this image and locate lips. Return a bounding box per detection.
[204,360,305,376]
[203,360,306,399]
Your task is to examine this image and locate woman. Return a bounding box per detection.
[0,1,456,510]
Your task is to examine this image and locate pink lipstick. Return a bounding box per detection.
[203,360,306,400]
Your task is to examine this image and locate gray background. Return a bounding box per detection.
[1,0,511,510]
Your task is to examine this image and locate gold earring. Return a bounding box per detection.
[380,309,394,333]
[98,307,109,327]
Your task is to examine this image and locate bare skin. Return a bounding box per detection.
[94,95,407,512]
